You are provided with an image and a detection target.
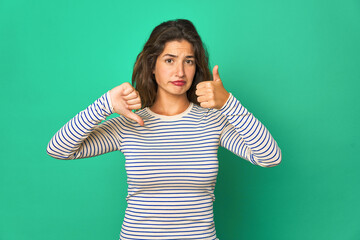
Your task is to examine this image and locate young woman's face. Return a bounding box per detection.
[153,40,196,99]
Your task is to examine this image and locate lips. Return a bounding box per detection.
[171,80,186,86]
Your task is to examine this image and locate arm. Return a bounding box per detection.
[46,91,122,160]
[47,82,143,160]
[196,65,281,168]
[219,93,282,167]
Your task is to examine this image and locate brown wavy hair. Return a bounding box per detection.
[132,19,211,108]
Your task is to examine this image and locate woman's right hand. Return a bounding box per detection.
[109,82,144,126]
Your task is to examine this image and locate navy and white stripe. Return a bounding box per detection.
[47,91,281,240]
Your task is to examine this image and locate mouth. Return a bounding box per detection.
[171,80,186,86]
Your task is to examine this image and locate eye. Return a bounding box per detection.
[165,59,174,63]
[186,59,194,65]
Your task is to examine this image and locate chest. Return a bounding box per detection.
[121,122,220,156]
[120,122,221,186]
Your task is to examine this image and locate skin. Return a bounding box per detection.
[109,39,230,126]
[196,64,230,109]
[150,40,196,116]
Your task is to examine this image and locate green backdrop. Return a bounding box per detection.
[1,0,359,239]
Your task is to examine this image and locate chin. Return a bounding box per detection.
[170,86,190,94]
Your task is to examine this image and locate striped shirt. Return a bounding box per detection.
[47,91,282,240]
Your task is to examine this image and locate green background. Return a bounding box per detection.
[1,0,359,239]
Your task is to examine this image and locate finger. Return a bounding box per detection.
[197,95,209,103]
[196,81,212,90]
[199,101,211,108]
[125,111,144,126]
[127,103,142,110]
[126,97,141,105]
[195,88,209,97]
[212,65,221,82]
[123,90,138,101]
[122,85,134,96]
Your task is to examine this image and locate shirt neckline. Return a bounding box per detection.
[145,102,194,120]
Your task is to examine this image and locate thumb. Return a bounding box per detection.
[125,111,144,126]
[212,65,221,82]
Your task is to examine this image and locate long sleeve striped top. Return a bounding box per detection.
[47,91,281,240]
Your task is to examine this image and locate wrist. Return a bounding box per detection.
[218,92,232,110]
[106,90,115,113]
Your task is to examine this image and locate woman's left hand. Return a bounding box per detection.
[196,65,230,109]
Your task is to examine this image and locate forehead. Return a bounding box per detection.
[161,40,194,55]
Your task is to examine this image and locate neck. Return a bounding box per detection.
[150,92,190,116]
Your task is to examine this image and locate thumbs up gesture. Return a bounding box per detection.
[196,65,230,109]
[109,82,144,126]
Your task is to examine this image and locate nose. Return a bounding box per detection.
[175,62,185,78]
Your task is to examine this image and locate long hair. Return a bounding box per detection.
[132,19,211,108]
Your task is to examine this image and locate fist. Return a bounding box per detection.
[195,65,230,109]
[109,82,144,126]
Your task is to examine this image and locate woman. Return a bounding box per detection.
[47,19,281,240]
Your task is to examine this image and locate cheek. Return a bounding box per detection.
[187,67,196,81]
[155,65,172,82]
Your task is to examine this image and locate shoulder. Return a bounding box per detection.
[190,103,227,121]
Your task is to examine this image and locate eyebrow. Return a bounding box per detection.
[162,54,195,58]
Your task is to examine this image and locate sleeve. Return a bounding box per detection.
[46,91,122,160]
[219,93,282,168]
